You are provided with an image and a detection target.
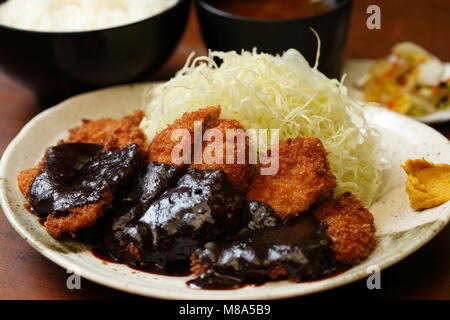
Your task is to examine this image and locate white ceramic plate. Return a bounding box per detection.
[1,83,450,300]
[343,59,450,124]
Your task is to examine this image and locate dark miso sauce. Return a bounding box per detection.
[187,215,338,290]
[24,203,36,215]
[28,143,142,217]
[186,268,347,290]
[91,248,191,277]
[212,0,338,20]
[23,204,45,226]
[91,247,119,264]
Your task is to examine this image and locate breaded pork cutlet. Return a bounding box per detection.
[189,213,336,285]
[313,192,376,265]
[20,143,143,239]
[247,137,337,220]
[66,110,147,152]
[17,160,46,202]
[148,106,221,165]
[18,111,147,200]
[45,190,113,238]
[192,119,252,193]
[18,111,147,239]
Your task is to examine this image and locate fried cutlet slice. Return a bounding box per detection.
[190,214,336,285]
[313,192,376,265]
[18,112,146,200]
[247,137,337,220]
[18,112,146,239]
[20,143,143,239]
[66,110,146,152]
[45,190,113,238]
[148,106,221,165]
[191,119,252,193]
[18,166,44,200]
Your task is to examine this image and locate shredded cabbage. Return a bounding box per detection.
[141,49,384,206]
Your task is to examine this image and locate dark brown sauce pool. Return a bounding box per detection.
[186,215,338,290]
[24,204,45,226]
[24,203,35,215]
[92,247,346,290]
[186,268,347,290]
[91,248,191,277]
[92,247,268,290]
[212,0,338,20]
[92,212,347,291]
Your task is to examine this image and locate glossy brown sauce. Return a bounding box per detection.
[212,0,338,20]
[187,267,346,290]
[91,247,117,264]
[23,203,35,215]
[93,199,342,289]
[28,143,142,217]
[187,214,337,289]
[91,247,191,276]
[94,241,345,290]
[100,167,245,276]
[24,204,45,226]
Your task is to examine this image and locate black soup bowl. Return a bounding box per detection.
[197,0,353,78]
[0,0,190,107]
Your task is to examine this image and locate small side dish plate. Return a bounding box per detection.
[1,83,449,299]
[343,59,450,124]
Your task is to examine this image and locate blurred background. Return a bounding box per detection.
[0,0,449,299]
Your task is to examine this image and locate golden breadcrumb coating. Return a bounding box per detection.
[18,112,146,239]
[190,252,209,276]
[191,119,252,193]
[66,110,146,152]
[18,111,146,200]
[313,192,376,265]
[148,106,221,165]
[247,137,336,220]
[17,167,43,200]
[45,190,113,239]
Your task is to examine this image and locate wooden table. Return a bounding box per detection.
[1,0,449,300]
